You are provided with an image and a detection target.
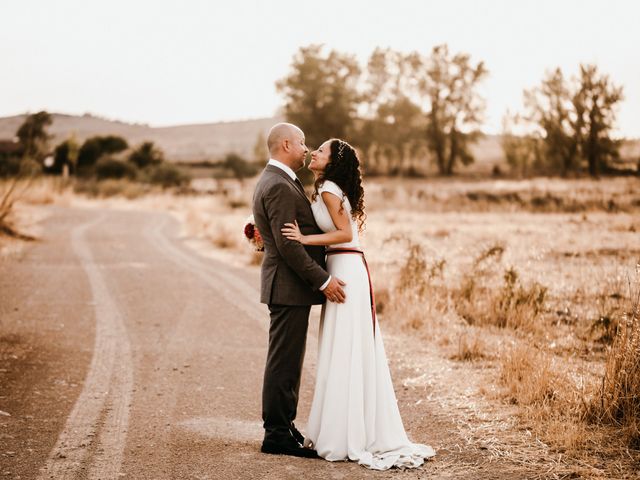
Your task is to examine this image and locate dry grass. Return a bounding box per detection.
[365,176,640,214]
[0,177,38,240]
[386,240,548,335]
[456,257,548,333]
[499,344,564,408]
[7,174,639,475]
[206,222,239,249]
[451,330,488,361]
[74,178,153,199]
[494,268,547,330]
[361,177,640,474]
[383,241,452,332]
[586,270,640,447]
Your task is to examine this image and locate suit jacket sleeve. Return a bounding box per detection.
[263,182,330,291]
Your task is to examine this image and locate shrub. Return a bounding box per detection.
[387,240,449,330]
[129,142,164,169]
[455,245,547,333]
[219,153,260,181]
[586,276,640,447]
[77,135,128,172]
[451,331,487,361]
[0,156,21,177]
[0,156,43,178]
[73,178,149,199]
[0,177,37,240]
[500,344,562,407]
[94,156,137,180]
[145,163,191,188]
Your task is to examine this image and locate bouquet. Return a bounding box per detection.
[243,214,264,252]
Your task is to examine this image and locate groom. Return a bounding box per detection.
[252,123,346,458]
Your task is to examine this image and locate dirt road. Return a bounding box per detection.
[1,207,556,479]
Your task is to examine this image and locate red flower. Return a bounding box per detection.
[244,222,255,239]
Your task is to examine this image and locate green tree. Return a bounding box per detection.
[128,141,164,169]
[360,48,426,175]
[573,64,624,176]
[52,137,79,175]
[501,112,544,177]
[221,152,259,182]
[277,44,361,149]
[16,111,52,161]
[524,68,577,174]
[420,45,488,175]
[521,65,623,176]
[77,135,128,172]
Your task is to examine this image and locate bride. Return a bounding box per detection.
[281,139,436,470]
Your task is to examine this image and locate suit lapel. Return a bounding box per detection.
[266,165,310,205]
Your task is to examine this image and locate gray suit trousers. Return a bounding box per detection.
[262,304,310,443]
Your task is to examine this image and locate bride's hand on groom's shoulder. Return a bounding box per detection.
[281,220,304,244]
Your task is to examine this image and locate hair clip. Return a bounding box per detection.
[337,140,346,159]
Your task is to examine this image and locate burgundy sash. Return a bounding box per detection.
[325,248,376,338]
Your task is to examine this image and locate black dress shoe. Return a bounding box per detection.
[290,423,305,445]
[261,438,319,458]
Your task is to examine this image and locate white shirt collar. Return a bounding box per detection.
[268,158,297,181]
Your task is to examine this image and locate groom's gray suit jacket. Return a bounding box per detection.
[252,164,329,305]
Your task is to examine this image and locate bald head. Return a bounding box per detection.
[267,123,304,156]
[266,122,308,171]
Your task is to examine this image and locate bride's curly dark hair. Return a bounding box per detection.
[312,139,366,231]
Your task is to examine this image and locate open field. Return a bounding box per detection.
[2,175,639,478]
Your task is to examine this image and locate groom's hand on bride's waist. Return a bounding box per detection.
[321,276,347,303]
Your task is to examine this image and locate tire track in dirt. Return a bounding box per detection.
[37,214,134,479]
[145,216,268,331]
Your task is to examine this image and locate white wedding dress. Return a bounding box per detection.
[303,180,436,470]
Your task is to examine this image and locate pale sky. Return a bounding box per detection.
[2,0,638,137]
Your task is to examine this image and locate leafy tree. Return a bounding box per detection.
[276,44,361,149]
[524,68,577,174]
[128,141,164,169]
[521,65,623,176]
[77,135,128,171]
[419,45,488,175]
[501,112,544,177]
[573,64,624,176]
[51,137,79,175]
[360,48,426,175]
[221,152,259,182]
[16,111,52,161]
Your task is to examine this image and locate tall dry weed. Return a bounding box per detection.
[0,177,36,240]
[451,331,487,361]
[586,266,640,447]
[456,245,547,333]
[390,241,448,330]
[588,275,627,344]
[500,344,563,407]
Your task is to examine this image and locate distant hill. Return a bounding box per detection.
[0,113,637,169]
[0,113,282,162]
